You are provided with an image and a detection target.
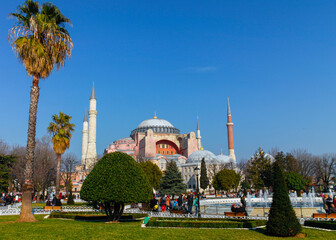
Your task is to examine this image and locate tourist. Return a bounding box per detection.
[46,198,52,206]
[165,195,171,210]
[173,199,179,209]
[149,195,158,211]
[329,204,336,213]
[187,193,193,214]
[231,204,237,212]
[327,195,333,211]
[194,195,199,216]
[333,195,336,206]
[177,193,183,208]
[323,194,329,213]
[241,195,246,208]
[159,196,166,212]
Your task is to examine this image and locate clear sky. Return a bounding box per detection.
[1,0,336,162]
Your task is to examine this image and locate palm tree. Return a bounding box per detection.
[8,0,72,222]
[47,112,75,197]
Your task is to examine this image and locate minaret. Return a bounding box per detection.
[196,116,202,150]
[81,110,89,167]
[226,98,236,162]
[86,83,97,169]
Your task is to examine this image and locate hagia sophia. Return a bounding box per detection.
[69,85,238,194]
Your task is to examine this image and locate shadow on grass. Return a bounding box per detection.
[251,228,307,239]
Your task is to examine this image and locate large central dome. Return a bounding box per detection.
[131,115,180,136]
[138,118,174,128]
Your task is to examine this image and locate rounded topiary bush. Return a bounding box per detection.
[80,152,152,220]
[266,162,301,237]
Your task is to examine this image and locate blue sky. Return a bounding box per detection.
[1,0,336,161]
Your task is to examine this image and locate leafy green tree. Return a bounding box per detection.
[200,158,209,190]
[160,161,186,196]
[212,169,241,192]
[139,161,162,190]
[0,155,16,192]
[246,148,272,189]
[81,152,152,221]
[47,112,75,196]
[8,0,72,222]
[284,171,307,193]
[266,162,301,237]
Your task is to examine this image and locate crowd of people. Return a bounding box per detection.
[149,193,200,216]
[0,193,19,206]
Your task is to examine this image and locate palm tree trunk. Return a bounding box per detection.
[56,153,62,197]
[17,74,40,222]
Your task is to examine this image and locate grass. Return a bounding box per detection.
[0,215,335,240]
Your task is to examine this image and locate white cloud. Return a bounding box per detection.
[188,66,217,73]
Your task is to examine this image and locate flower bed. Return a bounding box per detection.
[304,220,336,230]
[146,217,266,229]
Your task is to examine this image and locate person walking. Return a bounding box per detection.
[193,195,199,216]
[166,195,171,210]
[187,194,193,214]
[160,196,166,212]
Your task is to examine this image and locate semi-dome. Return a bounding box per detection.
[131,116,180,136]
[216,154,233,163]
[186,150,218,164]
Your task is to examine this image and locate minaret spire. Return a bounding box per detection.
[83,109,88,122]
[196,116,202,150]
[227,97,231,115]
[226,98,236,163]
[86,83,98,169]
[81,109,89,166]
[90,82,96,100]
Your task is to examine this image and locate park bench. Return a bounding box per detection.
[169,209,185,214]
[224,212,246,217]
[44,206,62,211]
[313,213,336,218]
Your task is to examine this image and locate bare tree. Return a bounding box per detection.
[0,139,10,155]
[10,145,27,190]
[11,136,56,198]
[61,153,78,196]
[314,153,336,190]
[33,136,56,202]
[291,149,315,179]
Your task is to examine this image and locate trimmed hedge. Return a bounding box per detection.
[147,217,266,228]
[304,220,336,230]
[50,212,148,220]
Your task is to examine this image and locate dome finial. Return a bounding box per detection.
[200,145,204,150]
[221,148,223,155]
[154,112,157,119]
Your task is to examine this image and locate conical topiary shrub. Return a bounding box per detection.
[266,162,301,237]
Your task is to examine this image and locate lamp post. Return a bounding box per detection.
[194,166,201,217]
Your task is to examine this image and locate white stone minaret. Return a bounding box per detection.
[86,84,97,169]
[81,110,89,167]
[196,116,202,150]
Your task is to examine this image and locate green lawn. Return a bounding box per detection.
[0,215,335,240]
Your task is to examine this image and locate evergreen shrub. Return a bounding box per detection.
[266,163,301,237]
